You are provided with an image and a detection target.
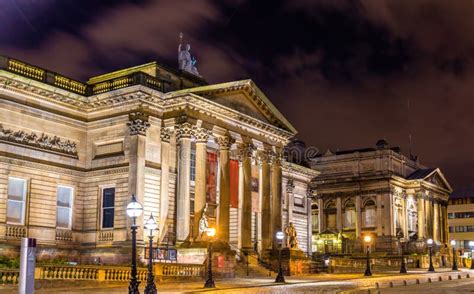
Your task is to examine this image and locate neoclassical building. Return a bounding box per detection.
[310,140,452,258]
[0,55,317,264]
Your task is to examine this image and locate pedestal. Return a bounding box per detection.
[262,248,312,276]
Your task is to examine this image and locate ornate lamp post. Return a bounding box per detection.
[399,238,407,274]
[275,231,285,283]
[450,240,458,271]
[204,227,216,288]
[144,214,158,294]
[469,241,474,270]
[364,235,372,276]
[427,238,435,272]
[126,194,143,294]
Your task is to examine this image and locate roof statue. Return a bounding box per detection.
[178,33,200,76]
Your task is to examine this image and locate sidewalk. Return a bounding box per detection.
[1,268,472,293]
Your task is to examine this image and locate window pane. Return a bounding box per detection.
[102,208,114,228]
[57,187,72,208]
[103,188,115,208]
[56,207,71,228]
[7,200,23,224]
[8,178,25,201]
[365,208,375,227]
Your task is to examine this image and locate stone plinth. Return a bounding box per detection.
[262,248,312,276]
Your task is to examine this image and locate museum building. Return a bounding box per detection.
[0,54,318,265]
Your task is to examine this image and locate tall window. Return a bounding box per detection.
[56,186,73,229]
[325,201,337,230]
[190,149,196,182]
[363,199,376,228]
[312,204,319,232]
[344,201,356,229]
[7,177,27,224]
[102,187,115,229]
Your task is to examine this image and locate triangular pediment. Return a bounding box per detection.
[408,168,453,192]
[169,80,297,134]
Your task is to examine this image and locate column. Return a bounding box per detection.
[417,195,425,239]
[336,197,342,232]
[240,143,254,250]
[307,194,312,255]
[355,195,362,238]
[193,127,210,240]
[425,198,432,238]
[384,193,393,236]
[215,134,234,243]
[433,201,439,242]
[376,194,383,236]
[260,151,272,250]
[271,149,283,249]
[127,111,150,240]
[175,122,192,242]
[402,196,408,239]
[159,127,172,242]
[318,198,324,232]
[287,179,295,226]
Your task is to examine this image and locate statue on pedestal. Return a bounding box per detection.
[198,203,210,239]
[285,222,299,249]
[178,33,200,76]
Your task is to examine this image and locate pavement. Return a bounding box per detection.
[1,268,473,293]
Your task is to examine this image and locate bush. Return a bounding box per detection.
[0,256,20,269]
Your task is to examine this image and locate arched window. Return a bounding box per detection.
[362,199,376,228]
[325,201,337,230]
[407,200,417,232]
[312,204,319,232]
[343,201,356,229]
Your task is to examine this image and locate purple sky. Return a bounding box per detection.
[1,0,473,189]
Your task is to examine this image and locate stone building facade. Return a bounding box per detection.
[0,55,317,264]
[310,140,452,259]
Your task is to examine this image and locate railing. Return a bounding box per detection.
[5,225,26,239]
[98,231,114,242]
[55,230,73,242]
[41,266,98,280]
[104,267,147,282]
[157,263,205,277]
[0,269,19,285]
[0,55,167,96]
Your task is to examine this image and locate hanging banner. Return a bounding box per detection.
[206,152,217,203]
[230,159,239,208]
[251,164,259,213]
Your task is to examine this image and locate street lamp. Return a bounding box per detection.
[144,214,158,294]
[427,238,435,272]
[126,194,143,294]
[364,235,372,276]
[275,231,285,283]
[399,238,407,274]
[469,241,474,270]
[451,240,458,271]
[204,227,216,288]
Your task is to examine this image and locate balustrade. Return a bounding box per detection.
[98,231,114,242]
[0,270,19,285]
[55,230,73,242]
[5,225,26,239]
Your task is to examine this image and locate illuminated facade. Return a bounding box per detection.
[448,188,474,257]
[310,140,453,259]
[0,55,317,264]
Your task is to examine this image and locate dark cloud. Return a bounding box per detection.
[0,0,473,188]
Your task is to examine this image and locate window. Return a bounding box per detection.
[7,177,27,224]
[56,186,73,229]
[312,204,319,232]
[102,187,115,229]
[344,202,356,229]
[190,149,196,182]
[362,199,376,228]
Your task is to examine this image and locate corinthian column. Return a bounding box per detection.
[175,122,193,242]
[159,127,172,242]
[417,194,425,239]
[271,149,283,249]
[215,134,235,242]
[240,143,255,250]
[260,151,272,250]
[193,126,210,240]
[287,179,295,227]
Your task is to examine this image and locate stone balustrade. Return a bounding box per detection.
[156,263,205,277]
[0,270,19,285]
[5,225,26,239]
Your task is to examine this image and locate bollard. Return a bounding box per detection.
[428,278,432,283]
[416,279,420,284]
[449,275,452,280]
[467,274,471,278]
[403,280,407,286]
[375,282,380,289]
[458,274,462,279]
[438,276,442,282]
[389,282,394,288]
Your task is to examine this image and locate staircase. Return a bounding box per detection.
[230,245,275,278]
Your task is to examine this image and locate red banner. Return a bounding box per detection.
[230,159,239,208]
[206,152,217,203]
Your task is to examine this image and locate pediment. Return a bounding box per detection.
[426,171,452,192]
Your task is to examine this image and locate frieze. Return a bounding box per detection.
[0,156,83,177]
[316,188,391,199]
[0,124,78,157]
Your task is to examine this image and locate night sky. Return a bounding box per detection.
[1,0,473,189]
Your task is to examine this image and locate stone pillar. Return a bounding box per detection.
[433,201,439,242]
[193,127,210,240]
[402,196,408,239]
[260,151,272,250]
[286,179,295,227]
[175,122,193,242]
[271,150,283,249]
[425,198,432,238]
[384,193,393,236]
[336,197,342,232]
[417,195,425,239]
[376,194,383,236]
[215,134,235,243]
[240,143,254,250]
[355,195,362,238]
[127,111,150,240]
[318,198,324,232]
[307,192,312,255]
[159,127,172,242]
